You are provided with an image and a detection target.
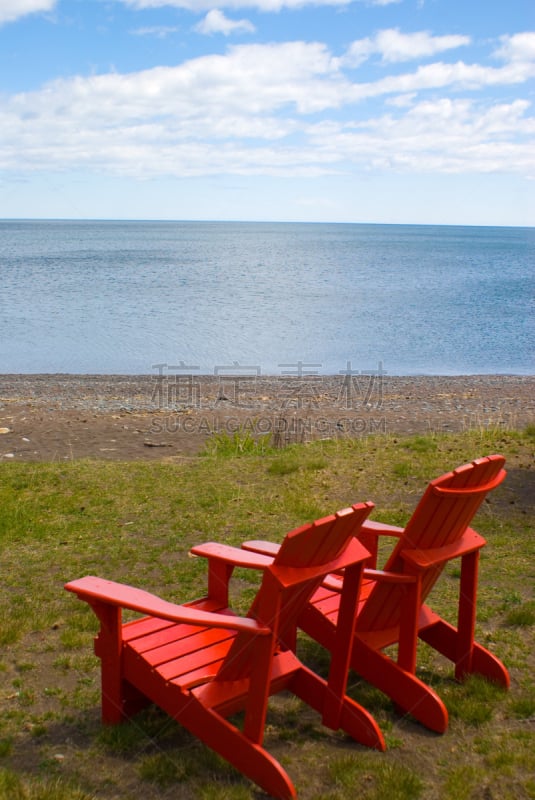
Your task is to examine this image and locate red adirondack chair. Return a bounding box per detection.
[243,455,509,734]
[65,503,385,800]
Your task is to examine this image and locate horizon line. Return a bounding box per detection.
[1,217,533,230]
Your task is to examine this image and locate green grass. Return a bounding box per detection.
[202,429,274,457]
[504,601,535,628]
[442,674,508,726]
[327,754,424,800]
[0,769,94,800]
[0,427,534,799]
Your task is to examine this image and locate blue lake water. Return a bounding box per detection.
[0,220,533,376]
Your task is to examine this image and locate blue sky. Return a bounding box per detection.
[0,0,534,225]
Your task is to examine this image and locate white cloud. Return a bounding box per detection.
[344,29,470,67]
[195,10,255,36]
[494,32,535,63]
[131,25,180,37]
[119,0,354,9]
[307,98,535,175]
[387,92,417,107]
[0,0,56,25]
[1,39,533,181]
[378,29,470,62]
[117,0,404,9]
[364,58,535,97]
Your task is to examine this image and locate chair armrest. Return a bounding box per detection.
[357,521,404,570]
[400,528,486,569]
[191,542,274,570]
[360,520,404,537]
[242,540,280,557]
[320,568,417,590]
[65,576,270,635]
[363,568,417,584]
[322,574,344,590]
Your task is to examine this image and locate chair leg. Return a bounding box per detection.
[93,608,151,724]
[92,602,127,724]
[172,696,298,799]
[351,640,449,734]
[470,642,511,688]
[419,619,510,688]
[455,550,478,678]
[300,601,448,732]
[289,665,386,751]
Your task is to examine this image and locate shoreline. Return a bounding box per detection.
[1,373,534,461]
[1,371,534,403]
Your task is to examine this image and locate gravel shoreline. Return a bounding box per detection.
[1,372,534,410]
[1,373,533,461]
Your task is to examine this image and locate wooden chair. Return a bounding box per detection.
[243,455,509,734]
[65,503,385,800]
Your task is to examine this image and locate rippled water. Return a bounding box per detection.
[0,220,533,375]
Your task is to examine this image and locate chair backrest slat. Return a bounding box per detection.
[356,456,506,634]
[218,502,374,680]
[273,505,362,568]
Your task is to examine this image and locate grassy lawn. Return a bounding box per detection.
[0,427,534,799]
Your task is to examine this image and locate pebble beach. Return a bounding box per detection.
[0,373,533,461]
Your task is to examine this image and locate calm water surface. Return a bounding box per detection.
[0,220,533,375]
